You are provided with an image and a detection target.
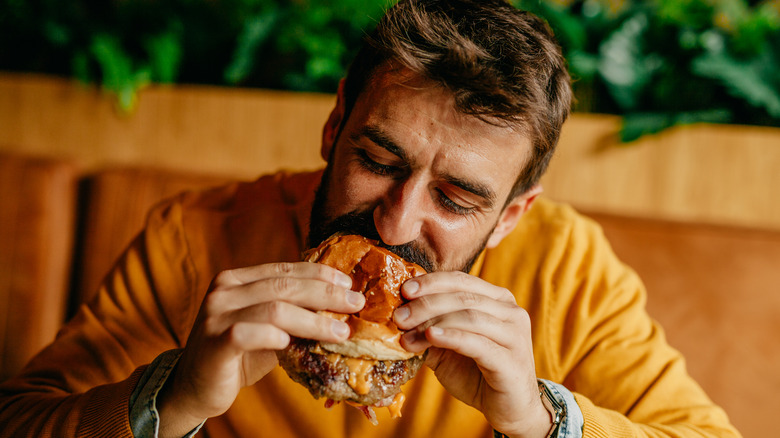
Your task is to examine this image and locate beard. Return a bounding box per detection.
[307,162,491,274]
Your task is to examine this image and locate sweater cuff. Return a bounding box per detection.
[128,349,205,437]
[572,392,636,438]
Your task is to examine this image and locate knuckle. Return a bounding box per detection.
[446,271,470,285]
[509,305,530,325]
[263,301,286,324]
[273,262,295,276]
[213,269,235,286]
[463,308,483,324]
[415,295,435,313]
[419,318,437,332]
[330,270,348,287]
[271,276,296,294]
[317,315,335,333]
[313,263,331,278]
[453,271,471,281]
[202,291,226,315]
[457,291,482,308]
[323,282,339,297]
[514,305,529,319]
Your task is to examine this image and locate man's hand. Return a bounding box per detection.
[156,262,365,437]
[393,271,552,438]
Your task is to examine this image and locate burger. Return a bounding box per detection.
[277,234,427,423]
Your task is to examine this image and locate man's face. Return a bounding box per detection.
[309,69,538,272]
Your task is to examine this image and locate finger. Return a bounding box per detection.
[205,276,365,315]
[215,262,352,289]
[219,301,352,344]
[401,271,515,303]
[192,322,288,383]
[423,327,512,377]
[223,322,291,352]
[393,290,517,330]
[401,309,520,352]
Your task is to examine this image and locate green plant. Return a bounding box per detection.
[1,0,778,141]
[0,0,386,111]
[518,0,780,141]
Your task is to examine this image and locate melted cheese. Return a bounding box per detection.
[344,357,375,395]
[325,353,341,365]
[387,392,406,418]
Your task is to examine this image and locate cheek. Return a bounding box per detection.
[329,162,389,214]
[342,178,370,206]
[435,207,489,237]
[425,214,493,264]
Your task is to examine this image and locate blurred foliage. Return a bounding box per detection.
[519,0,780,141]
[1,0,778,140]
[0,0,386,112]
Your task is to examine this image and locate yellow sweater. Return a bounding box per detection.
[0,170,739,437]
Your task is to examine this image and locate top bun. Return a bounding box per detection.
[305,234,426,360]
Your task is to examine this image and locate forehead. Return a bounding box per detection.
[348,69,531,199]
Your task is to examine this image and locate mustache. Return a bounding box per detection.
[382,240,435,273]
[309,209,435,273]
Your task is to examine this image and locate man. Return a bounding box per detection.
[0,0,739,437]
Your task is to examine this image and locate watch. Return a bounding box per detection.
[492,381,566,438]
[538,381,566,438]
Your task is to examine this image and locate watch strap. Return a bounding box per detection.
[539,381,566,438]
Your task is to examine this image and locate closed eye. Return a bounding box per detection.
[355,148,406,177]
[435,188,477,215]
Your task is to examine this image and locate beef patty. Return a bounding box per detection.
[277,338,425,406]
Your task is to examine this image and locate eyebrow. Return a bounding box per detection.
[352,126,410,163]
[443,174,496,208]
[353,125,498,208]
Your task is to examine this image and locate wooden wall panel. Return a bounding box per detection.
[0,73,331,178]
[2,73,779,230]
[542,114,780,231]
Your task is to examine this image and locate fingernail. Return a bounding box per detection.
[336,273,352,289]
[394,306,410,322]
[402,330,418,344]
[428,326,443,336]
[347,291,365,307]
[403,280,419,296]
[332,321,350,338]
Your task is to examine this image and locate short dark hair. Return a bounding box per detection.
[342,0,572,200]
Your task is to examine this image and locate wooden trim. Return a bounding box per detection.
[2,72,779,230]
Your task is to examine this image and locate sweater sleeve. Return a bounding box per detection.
[545,212,741,438]
[0,198,197,436]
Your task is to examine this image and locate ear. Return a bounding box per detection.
[321,78,347,161]
[486,184,543,248]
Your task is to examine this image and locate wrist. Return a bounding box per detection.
[130,349,208,438]
[494,381,565,438]
[157,364,208,438]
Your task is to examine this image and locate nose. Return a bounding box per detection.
[373,178,425,246]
